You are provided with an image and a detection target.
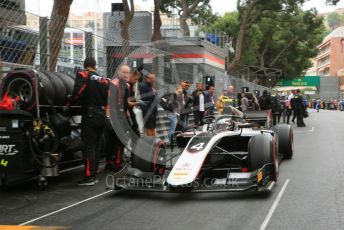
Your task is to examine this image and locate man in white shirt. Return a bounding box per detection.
[192,83,205,126]
[286,90,295,124]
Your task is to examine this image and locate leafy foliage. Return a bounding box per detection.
[160,0,213,36]
[206,0,326,80]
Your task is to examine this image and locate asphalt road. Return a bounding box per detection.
[1,109,344,230]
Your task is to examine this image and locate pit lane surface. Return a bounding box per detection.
[1,109,344,230]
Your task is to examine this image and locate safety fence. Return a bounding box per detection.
[0,1,275,143]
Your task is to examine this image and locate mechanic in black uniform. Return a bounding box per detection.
[292,89,306,127]
[258,90,272,110]
[271,94,281,126]
[66,57,109,186]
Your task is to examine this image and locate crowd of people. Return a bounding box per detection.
[160,81,218,144]
[66,58,155,186]
[67,57,314,186]
[66,57,222,186]
[310,98,344,111]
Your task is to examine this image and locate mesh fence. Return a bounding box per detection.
[0,0,273,95]
[0,3,140,79]
[0,1,280,148]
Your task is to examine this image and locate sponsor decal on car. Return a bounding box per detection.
[0,145,19,156]
[172,163,193,179]
[174,163,192,172]
[173,172,189,177]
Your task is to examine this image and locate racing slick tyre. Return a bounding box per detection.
[273,124,293,159]
[41,71,68,106]
[132,136,166,174]
[1,75,35,111]
[248,134,278,181]
[1,70,76,111]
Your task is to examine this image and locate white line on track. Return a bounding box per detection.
[259,179,290,230]
[59,165,84,173]
[19,190,112,226]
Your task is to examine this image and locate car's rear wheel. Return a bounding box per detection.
[248,134,278,181]
[273,124,293,159]
[132,136,166,174]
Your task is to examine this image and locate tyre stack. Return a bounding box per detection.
[0,69,77,112]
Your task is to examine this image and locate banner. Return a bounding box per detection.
[276,76,320,87]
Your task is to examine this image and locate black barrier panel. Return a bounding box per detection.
[0,111,34,185]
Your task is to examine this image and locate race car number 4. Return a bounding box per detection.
[190,142,205,151]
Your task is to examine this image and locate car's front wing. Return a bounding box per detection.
[106,163,275,193]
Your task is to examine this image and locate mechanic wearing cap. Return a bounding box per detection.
[67,57,109,186]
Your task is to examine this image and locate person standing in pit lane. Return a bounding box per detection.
[286,90,295,124]
[192,82,205,126]
[139,73,158,136]
[316,98,321,112]
[126,70,142,140]
[104,64,131,173]
[66,57,109,186]
[293,89,306,127]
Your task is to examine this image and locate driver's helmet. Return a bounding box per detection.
[215,118,231,130]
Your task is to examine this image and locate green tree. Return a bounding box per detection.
[160,0,210,36]
[228,0,307,72]
[191,2,218,25]
[209,1,326,84]
[256,8,326,79]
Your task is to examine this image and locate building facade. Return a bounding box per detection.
[315,26,344,94]
[316,27,344,76]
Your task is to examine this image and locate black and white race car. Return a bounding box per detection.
[107,107,293,193]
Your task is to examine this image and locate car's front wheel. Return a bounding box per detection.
[132,136,166,174]
[273,124,293,159]
[248,134,278,181]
